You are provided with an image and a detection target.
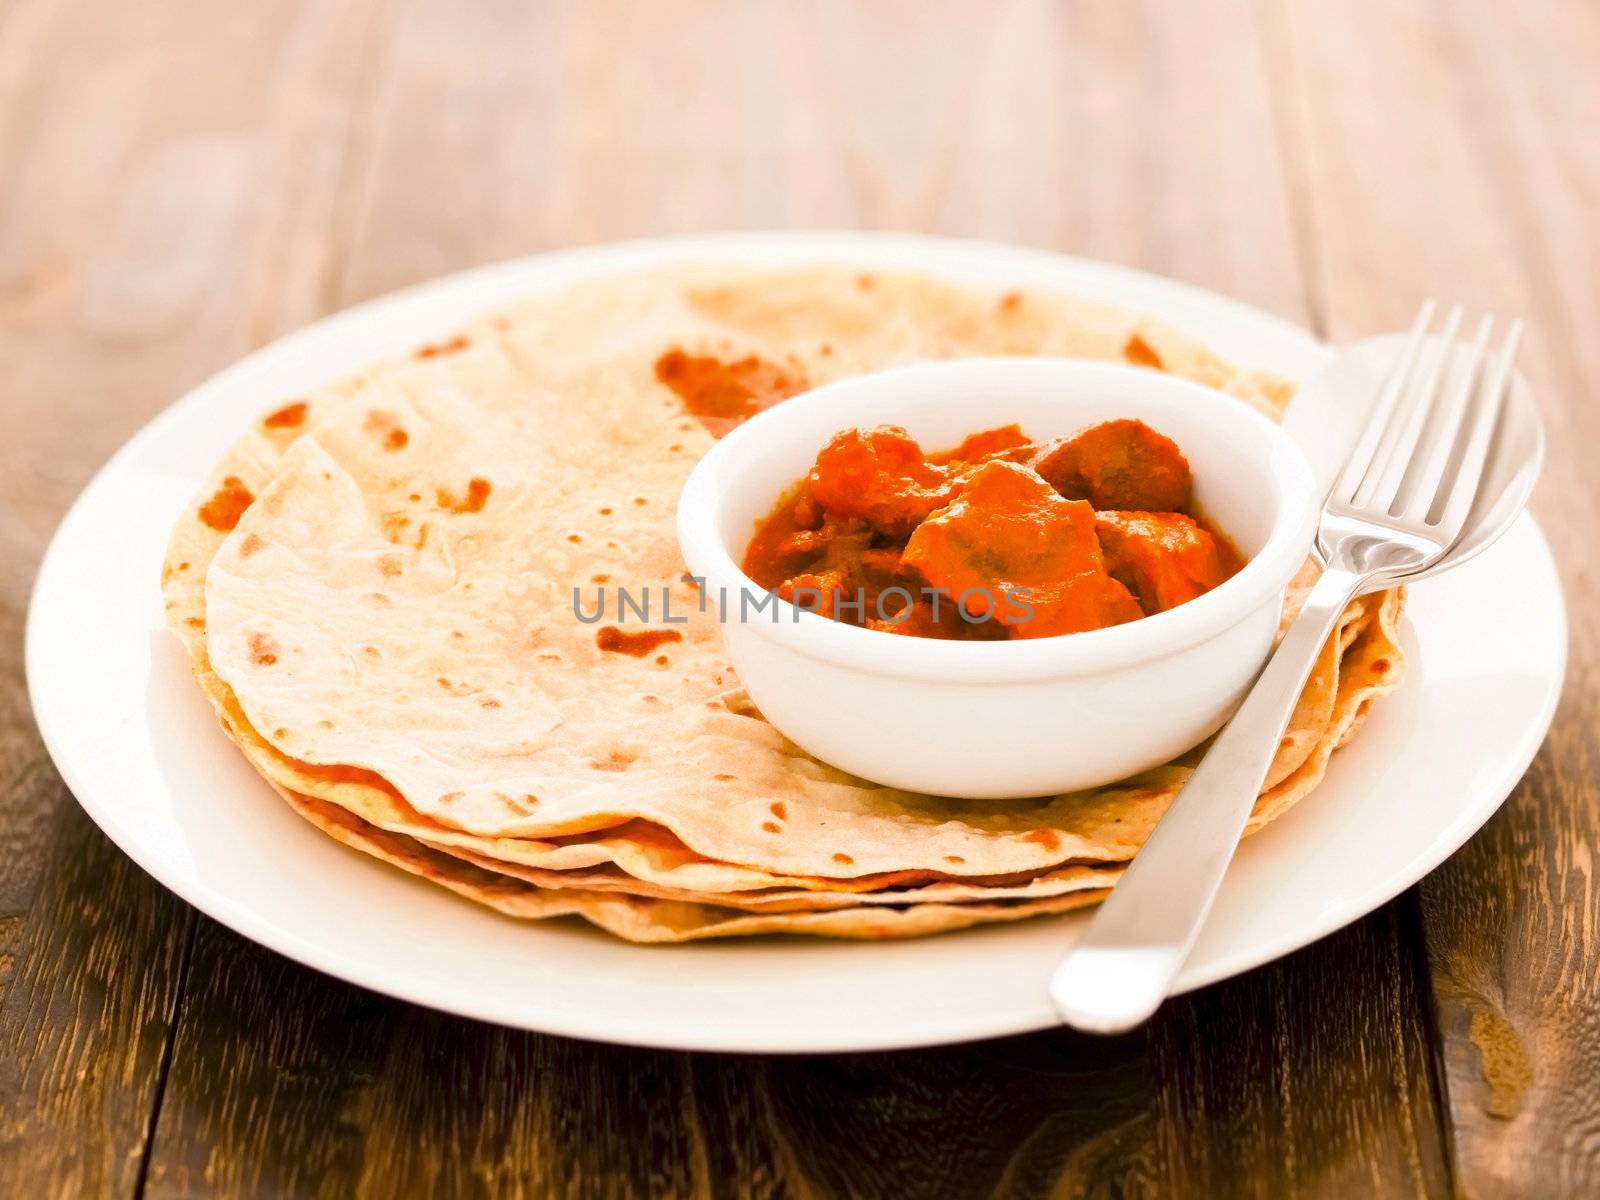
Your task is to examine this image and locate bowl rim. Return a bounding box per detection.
[677,357,1319,682]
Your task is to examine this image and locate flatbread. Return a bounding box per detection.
[284,790,1111,943]
[164,266,1405,936]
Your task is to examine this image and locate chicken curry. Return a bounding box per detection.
[741,418,1243,640]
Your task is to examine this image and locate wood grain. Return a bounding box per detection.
[1145,903,1452,1198]
[0,0,1592,1195]
[1271,0,1600,1193]
[0,804,191,1197]
[0,0,393,1192]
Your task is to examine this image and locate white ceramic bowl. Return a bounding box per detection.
[677,358,1318,798]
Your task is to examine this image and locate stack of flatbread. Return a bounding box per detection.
[162,266,1404,942]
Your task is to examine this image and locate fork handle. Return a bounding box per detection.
[1049,566,1365,1034]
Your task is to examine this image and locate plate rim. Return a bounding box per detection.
[24,231,1568,1052]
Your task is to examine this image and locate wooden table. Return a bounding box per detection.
[2,1,1594,1195]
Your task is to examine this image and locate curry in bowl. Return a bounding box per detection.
[743,418,1244,640]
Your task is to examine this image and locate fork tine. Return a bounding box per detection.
[1357,304,1463,510]
[1331,301,1435,503]
[1432,319,1522,540]
[1397,314,1494,521]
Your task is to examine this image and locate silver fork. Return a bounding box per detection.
[1049,302,1523,1034]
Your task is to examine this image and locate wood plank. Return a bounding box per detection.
[132,1,1458,1196]
[146,920,1454,1197]
[145,921,771,1197]
[332,0,1307,317]
[1273,0,1600,1193]
[145,921,1165,1199]
[1146,903,1452,1197]
[0,805,191,1197]
[0,0,394,1192]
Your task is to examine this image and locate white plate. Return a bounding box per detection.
[26,233,1567,1053]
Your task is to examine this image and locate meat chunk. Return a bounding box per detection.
[902,461,1142,638]
[927,423,1035,466]
[777,569,848,618]
[1029,419,1192,511]
[1095,510,1229,614]
[806,426,952,538]
[742,494,873,589]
